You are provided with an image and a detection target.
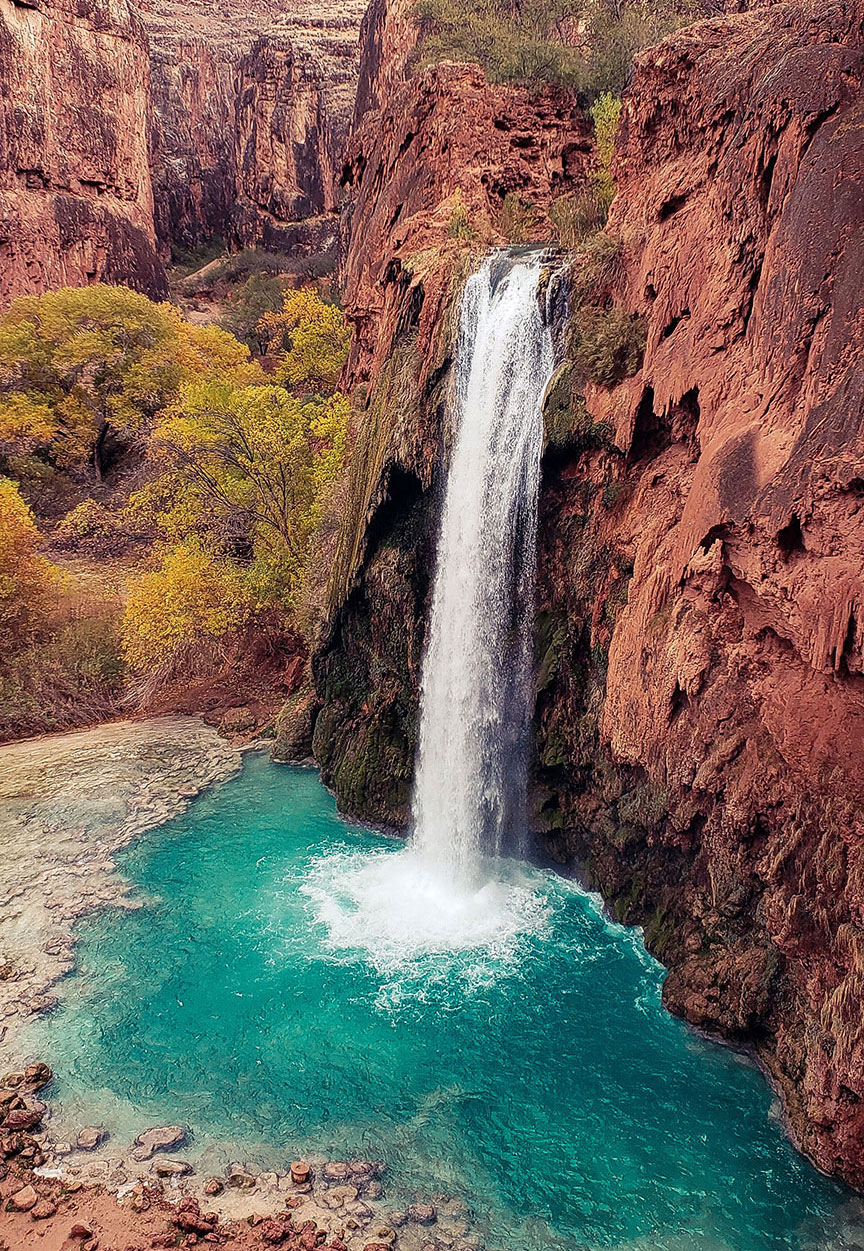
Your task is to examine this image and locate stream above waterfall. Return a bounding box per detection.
[16,751,864,1251]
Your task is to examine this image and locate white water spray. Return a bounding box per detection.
[411,253,555,885]
[304,253,557,971]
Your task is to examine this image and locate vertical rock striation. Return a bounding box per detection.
[0,0,367,304]
[0,0,167,303]
[533,0,864,1188]
[139,0,367,257]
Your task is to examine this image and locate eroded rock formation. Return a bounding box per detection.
[0,0,367,306]
[0,0,167,304]
[139,0,366,256]
[310,0,864,1191]
[535,0,864,1186]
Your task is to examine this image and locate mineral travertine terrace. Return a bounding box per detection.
[0,718,240,1051]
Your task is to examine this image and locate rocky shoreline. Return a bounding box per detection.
[0,719,487,1251]
[0,1061,482,1251]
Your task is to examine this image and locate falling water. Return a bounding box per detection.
[305,251,557,970]
[411,253,555,883]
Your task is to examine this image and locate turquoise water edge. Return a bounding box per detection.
[20,752,863,1250]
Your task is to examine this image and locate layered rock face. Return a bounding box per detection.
[311,0,864,1191]
[140,0,367,256]
[534,0,864,1186]
[0,0,167,304]
[309,0,591,821]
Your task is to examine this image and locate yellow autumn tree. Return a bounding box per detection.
[0,477,59,651]
[259,288,350,395]
[0,285,265,485]
[121,538,251,673]
[121,380,351,673]
[151,381,350,597]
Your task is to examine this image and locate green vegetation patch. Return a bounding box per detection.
[415,0,707,95]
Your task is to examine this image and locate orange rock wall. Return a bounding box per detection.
[534,0,864,1186]
[315,0,864,1190]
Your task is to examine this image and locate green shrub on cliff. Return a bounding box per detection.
[572,305,646,387]
[416,0,707,93]
[549,93,621,246]
[416,0,584,88]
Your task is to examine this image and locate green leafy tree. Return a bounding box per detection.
[121,537,252,672]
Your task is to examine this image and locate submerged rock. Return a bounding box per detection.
[151,1157,193,1177]
[227,1162,257,1189]
[407,1203,437,1225]
[323,1160,351,1183]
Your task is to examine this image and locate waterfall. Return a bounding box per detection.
[411,254,555,884]
[305,252,556,973]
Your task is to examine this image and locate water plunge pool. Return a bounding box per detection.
[19,752,862,1251]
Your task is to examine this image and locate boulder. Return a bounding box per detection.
[130,1125,187,1160]
[76,1126,106,1151]
[24,1063,52,1090]
[260,1219,290,1244]
[7,1183,37,1211]
[152,1157,193,1177]
[31,1198,57,1219]
[290,1159,311,1184]
[3,1103,45,1132]
[227,1162,256,1189]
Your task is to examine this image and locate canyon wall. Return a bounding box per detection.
[140,0,367,257]
[0,0,367,306]
[309,0,864,1191]
[0,0,167,304]
[307,0,591,821]
[536,0,864,1186]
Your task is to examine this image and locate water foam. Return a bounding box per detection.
[308,253,556,972]
[302,847,552,984]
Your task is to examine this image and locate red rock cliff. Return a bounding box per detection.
[0,0,367,305]
[313,0,864,1192]
[139,0,366,256]
[533,0,864,1187]
[0,0,167,303]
